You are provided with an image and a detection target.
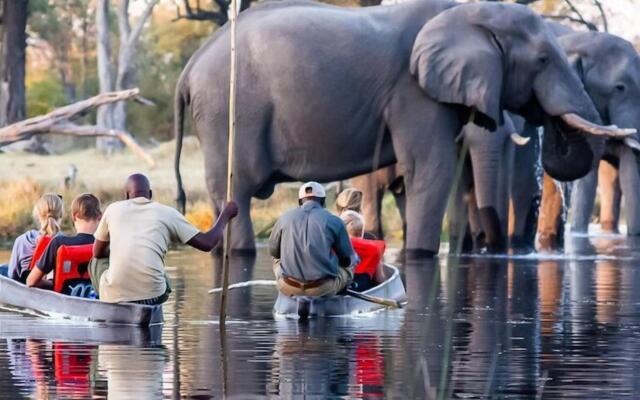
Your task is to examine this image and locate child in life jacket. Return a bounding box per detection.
[7,193,64,283]
[340,210,386,292]
[26,194,102,289]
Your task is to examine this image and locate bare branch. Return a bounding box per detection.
[0,89,155,166]
[543,14,598,32]
[128,0,160,47]
[592,0,608,33]
[562,0,598,31]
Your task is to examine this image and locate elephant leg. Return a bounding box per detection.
[390,181,407,248]
[598,160,621,233]
[385,77,461,257]
[618,147,640,235]
[402,129,458,257]
[570,167,598,234]
[537,174,565,251]
[449,164,475,254]
[509,123,541,252]
[467,188,487,252]
[352,173,384,239]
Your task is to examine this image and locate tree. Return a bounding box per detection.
[95,0,159,152]
[0,0,28,126]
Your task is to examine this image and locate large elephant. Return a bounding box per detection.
[174,0,627,256]
[530,31,640,246]
[569,32,640,235]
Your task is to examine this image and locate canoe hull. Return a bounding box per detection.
[273,264,406,318]
[0,274,162,326]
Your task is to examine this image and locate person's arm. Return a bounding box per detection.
[93,240,110,258]
[186,202,238,252]
[93,207,110,258]
[268,220,282,259]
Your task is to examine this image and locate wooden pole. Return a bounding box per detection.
[219,0,239,325]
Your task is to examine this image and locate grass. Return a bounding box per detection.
[0,137,405,244]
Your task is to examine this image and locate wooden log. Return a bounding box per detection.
[0,88,155,166]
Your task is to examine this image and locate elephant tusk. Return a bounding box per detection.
[624,137,640,152]
[510,133,530,146]
[560,113,637,137]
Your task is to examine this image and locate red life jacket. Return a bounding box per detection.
[27,235,52,271]
[54,343,92,397]
[53,244,93,295]
[351,237,385,279]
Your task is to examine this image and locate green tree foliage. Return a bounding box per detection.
[126,7,213,141]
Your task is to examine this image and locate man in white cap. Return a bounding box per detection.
[269,181,358,297]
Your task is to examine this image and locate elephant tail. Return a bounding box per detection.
[174,79,189,215]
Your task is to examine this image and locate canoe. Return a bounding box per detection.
[0,274,163,326]
[273,263,406,318]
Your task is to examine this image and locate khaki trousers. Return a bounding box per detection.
[273,260,353,297]
[88,258,171,305]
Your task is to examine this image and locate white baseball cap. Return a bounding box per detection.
[298,181,326,199]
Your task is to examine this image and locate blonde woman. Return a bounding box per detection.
[7,193,64,283]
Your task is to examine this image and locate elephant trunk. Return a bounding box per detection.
[541,116,605,181]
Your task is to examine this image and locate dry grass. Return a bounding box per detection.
[0,137,404,243]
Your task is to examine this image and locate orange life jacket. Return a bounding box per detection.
[351,237,385,279]
[27,235,52,271]
[53,244,93,296]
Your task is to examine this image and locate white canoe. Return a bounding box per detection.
[0,274,163,326]
[273,263,406,318]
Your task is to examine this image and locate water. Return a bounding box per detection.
[1,234,640,399]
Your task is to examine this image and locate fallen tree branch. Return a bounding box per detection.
[0,88,155,166]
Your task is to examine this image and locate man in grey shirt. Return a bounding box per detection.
[269,182,358,297]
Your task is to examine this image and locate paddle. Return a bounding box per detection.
[344,289,403,309]
[208,280,403,309]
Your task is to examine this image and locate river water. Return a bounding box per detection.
[1,234,640,399]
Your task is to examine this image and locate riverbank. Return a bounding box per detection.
[0,138,404,245]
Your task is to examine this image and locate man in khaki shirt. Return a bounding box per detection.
[90,174,237,304]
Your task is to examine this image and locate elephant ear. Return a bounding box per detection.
[410,16,505,132]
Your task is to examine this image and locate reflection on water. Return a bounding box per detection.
[2,236,640,398]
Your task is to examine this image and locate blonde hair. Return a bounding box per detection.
[340,210,364,238]
[33,193,64,236]
[336,188,363,214]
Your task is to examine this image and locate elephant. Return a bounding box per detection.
[529,31,640,247]
[354,113,541,255]
[174,0,628,257]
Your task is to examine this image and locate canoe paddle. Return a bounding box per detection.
[208,280,403,309]
[344,289,403,309]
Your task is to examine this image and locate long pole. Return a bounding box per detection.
[220,0,239,325]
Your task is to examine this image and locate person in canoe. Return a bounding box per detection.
[90,173,238,305]
[339,210,386,292]
[26,193,102,289]
[5,193,64,283]
[335,188,363,215]
[269,181,359,297]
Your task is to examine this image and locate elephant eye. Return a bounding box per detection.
[615,84,626,93]
[538,55,549,66]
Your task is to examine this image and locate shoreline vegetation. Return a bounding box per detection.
[0,137,404,248]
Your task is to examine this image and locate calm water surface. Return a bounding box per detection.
[1,234,640,399]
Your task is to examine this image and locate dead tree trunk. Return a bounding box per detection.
[0,0,27,126]
[95,0,159,153]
